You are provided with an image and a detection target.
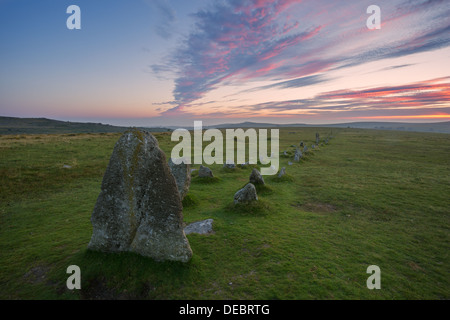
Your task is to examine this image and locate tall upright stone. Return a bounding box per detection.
[168,158,191,200]
[88,129,193,263]
[278,167,286,178]
[294,148,302,162]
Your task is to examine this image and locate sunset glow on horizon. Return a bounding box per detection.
[347,114,450,120]
[1,0,449,127]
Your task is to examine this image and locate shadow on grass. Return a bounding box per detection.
[63,249,195,300]
[254,183,274,195]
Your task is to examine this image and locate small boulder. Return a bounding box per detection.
[249,168,265,185]
[278,167,286,178]
[234,183,258,204]
[198,165,214,178]
[223,161,236,169]
[240,161,249,168]
[184,219,214,235]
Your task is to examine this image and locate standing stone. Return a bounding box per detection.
[316,133,320,145]
[294,149,302,162]
[278,167,286,178]
[223,162,236,169]
[303,146,308,153]
[198,165,214,178]
[240,161,249,168]
[168,158,191,200]
[249,168,265,185]
[88,129,193,263]
[234,183,258,204]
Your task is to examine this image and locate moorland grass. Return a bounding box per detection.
[0,128,448,299]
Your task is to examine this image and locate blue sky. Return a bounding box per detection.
[1,0,449,127]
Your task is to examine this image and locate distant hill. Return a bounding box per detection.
[320,121,450,133]
[205,121,450,133]
[0,117,171,135]
[1,116,449,135]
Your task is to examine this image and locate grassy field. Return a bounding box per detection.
[0,128,448,300]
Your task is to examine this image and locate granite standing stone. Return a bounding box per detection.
[240,161,250,168]
[88,129,193,263]
[198,165,214,178]
[223,162,236,169]
[278,167,286,178]
[168,158,191,200]
[249,168,265,185]
[294,149,302,162]
[234,183,258,204]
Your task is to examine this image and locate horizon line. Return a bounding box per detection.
[1,115,450,129]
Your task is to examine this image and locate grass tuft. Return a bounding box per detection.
[182,194,200,208]
[192,176,221,184]
[269,174,295,183]
[225,198,273,216]
[254,183,274,195]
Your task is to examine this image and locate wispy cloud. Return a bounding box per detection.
[153,0,450,118]
[163,0,312,113]
[236,77,450,118]
[249,74,330,92]
[146,0,176,39]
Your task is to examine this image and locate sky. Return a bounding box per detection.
[0,0,449,127]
